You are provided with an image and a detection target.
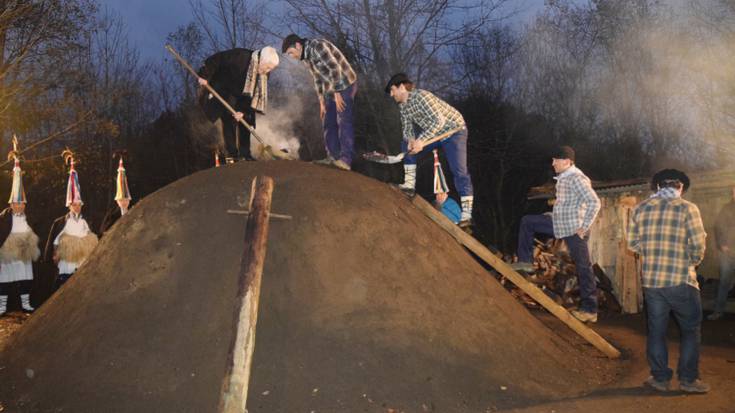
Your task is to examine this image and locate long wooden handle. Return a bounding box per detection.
[410,195,622,359]
[165,45,293,160]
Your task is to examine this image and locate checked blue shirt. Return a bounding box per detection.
[552,166,601,238]
[627,188,707,289]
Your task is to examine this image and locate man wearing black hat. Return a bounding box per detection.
[627,169,709,393]
[282,34,357,170]
[384,73,474,226]
[512,146,601,322]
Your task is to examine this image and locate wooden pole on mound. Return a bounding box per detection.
[410,195,621,359]
[218,176,274,413]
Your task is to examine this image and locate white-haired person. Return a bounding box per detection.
[197,46,280,162]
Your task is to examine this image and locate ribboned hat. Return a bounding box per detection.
[281,34,303,53]
[552,145,575,162]
[651,168,690,192]
[384,73,412,94]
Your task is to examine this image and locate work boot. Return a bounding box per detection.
[679,379,710,393]
[20,293,34,313]
[398,164,417,195]
[706,311,723,321]
[332,159,351,171]
[643,376,671,392]
[510,262,535,273]
[570,309,597,323]
[313,155,335,166]
[0,295,7,316]
[460,195,473,227]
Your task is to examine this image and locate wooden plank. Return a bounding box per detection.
[218,176,275,413]
[411,195,621,359]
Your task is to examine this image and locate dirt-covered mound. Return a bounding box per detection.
[0,161,615,412]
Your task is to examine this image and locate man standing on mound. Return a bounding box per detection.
[0,155,40,315]
[44,156,98,292]
[628,169,710,393]
[384,73,474,227]
[511,146,600,323]
[198,46,280,163]
[282,34,357,171]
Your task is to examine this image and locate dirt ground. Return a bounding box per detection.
[0,161,733,412]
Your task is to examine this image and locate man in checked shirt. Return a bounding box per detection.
[511,146,601,323]
[627,169,710,393]
[282,34,357,171]
[384,73,474,226]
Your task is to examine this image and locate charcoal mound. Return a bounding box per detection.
[0,161,614,412]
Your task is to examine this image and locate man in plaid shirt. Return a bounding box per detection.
[627,169,710,393]
[384,73,474,226]
[512,146,601,322]
[282,34,357,170]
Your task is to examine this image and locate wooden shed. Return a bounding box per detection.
[528,169,735,314]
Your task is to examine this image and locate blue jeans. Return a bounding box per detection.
[644,284,702,383]
[402,129,473,196]
[323,82,356,166]
[517,214,598,313]
[714,252,735,313]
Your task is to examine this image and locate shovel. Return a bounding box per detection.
[362,128,464,164]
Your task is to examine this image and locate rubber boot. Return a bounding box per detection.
[460,196,474,227]
[20,293,34,313]
[399,164,417,196]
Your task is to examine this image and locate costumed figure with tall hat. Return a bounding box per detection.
[0,136,40,315]
[99,155,133,234]
[44,150,98,292]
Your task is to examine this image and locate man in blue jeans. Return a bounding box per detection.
[384,73,474,226]
[282,34,357,170]
[709,185,735,320]
[628,169,710,393]
[512,146,601,323]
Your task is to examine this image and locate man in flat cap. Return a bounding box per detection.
[628,168,709,393]
[512,145,601,323]
[282,34,357,170]
[385,73,474,226]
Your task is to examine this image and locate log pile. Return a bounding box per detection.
[501,238,621,312]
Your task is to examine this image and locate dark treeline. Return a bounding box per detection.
[0,0,733,253]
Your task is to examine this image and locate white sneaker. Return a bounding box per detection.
[707,312,723,321]
[571,310,597,323]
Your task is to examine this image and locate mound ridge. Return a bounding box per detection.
[0,161,611,412]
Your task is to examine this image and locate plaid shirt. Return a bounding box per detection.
[552,166,600,238]
[627,189,707,289]
[302,39,356,98]
[400,90,466,142]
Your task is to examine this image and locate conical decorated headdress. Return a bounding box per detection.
[433,149,449,194]
[115,157,131,201]
[63,149,83,207]
[7,135,26,204]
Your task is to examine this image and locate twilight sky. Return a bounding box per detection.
[101,0,546,63]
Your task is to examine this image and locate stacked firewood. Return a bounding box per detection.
[500,238,621,312]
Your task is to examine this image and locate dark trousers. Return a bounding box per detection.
[53,272,74,292]
[517,214,598,312]
[222,96,255,159]
[644,284,702,383]
[0,280,32,296]
[323,83,356,166]
[402,129,473,196]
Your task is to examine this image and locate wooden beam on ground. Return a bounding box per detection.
[218,176,275,413]
[226,209,292,220]
[411,195,621,359]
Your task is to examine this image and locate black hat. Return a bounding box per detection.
[552,145,575,162]
[651,168,690,192]
[281,34,302,53]
[384,73,412,94]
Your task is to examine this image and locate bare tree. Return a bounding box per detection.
[189,0,267,53]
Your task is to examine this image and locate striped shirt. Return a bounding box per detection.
[627,189,706,289]
[399,90,466,142]
[302,39,356,98]
[552,166,601,238]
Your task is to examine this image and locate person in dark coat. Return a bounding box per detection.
[197,46,279,162]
